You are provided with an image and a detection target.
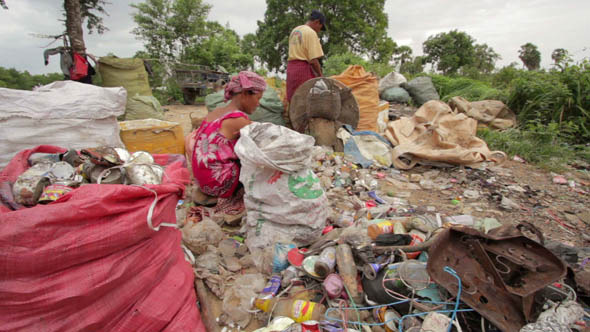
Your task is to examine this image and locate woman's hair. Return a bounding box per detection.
[224,71,267,101]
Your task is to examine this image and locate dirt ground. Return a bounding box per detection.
[164,103,590,247]
[162,104,208,136]
[165,103,590,331]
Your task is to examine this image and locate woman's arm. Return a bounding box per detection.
[220,117,251,140]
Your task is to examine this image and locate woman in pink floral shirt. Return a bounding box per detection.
[190,71,266,204]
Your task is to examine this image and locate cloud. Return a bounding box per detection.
[385,0,590,67]
[1,0,588,75]
[205,0,266,36]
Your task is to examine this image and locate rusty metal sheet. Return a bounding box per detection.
[427,226,567,332]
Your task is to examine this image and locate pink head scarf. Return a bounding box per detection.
[224,71,267,101]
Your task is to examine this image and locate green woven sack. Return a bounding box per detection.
[124,95,164,121]
[98,57,152,97]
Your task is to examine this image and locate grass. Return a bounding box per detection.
[430,74,508,102]
[477,127,590,172]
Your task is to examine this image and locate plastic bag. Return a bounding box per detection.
[235,123,327,249]
[380,87,411,104]
[378,71,407,94]
[401,76,440,106]
[182,218,225,255]
[0,81,125,168]
[69,53,89,80]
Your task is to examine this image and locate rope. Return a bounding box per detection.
[444,266,462,332]
[131,185,178,231]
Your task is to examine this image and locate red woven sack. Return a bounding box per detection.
[0,145,205,332]
[69,53,89,80]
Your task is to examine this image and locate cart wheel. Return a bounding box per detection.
[182,88,197,105]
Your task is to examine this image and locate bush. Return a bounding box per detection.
[492,65,522,88]
[323,52,393,78]
[506,61,590,143]
[430,74,508,102]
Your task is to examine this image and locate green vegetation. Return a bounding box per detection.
[479,126,590,171]
[0,67,64,90]
[323,52,393,77]
[518,43,541,70]
[256,0,396,72]
[430,75,507,102]
[12,1,588,169]
[422,30,500,75]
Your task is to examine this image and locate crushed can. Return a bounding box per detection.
[38,184,74,204]
[301,321,320,332]
[28,153,60,166]
[314,246,336,278]
[125,164,163,185]
[48,162,76,182]
[88,164,126,184]
[12,163,53,206]
[81,147,123,166]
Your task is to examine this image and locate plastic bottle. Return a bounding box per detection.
[367,220,396,239]
[335,243,361,303]
[253,297,326,323]
[314,246,336,278]
[259,275,282,299]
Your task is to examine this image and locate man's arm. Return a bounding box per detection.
[310,58,323,77]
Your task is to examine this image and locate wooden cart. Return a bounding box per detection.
[174,64,229,105]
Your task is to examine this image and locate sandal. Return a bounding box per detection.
[192,187,218,207]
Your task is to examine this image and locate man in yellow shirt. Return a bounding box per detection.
[286,10,325,102]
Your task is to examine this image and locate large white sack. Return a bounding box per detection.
[0,81,126,168]
[235,122,327,249]
[378,71,407,94]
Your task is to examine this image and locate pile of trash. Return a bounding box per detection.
[180,123,590,332]
[12,147,165,207]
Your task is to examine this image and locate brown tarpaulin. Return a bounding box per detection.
[385,100,506,169]
[449,96,517,130]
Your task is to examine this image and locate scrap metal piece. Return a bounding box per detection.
[427,226,567,332]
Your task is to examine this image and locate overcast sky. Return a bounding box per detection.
[1,0,589,75]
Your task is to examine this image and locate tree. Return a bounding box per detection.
[518,43,541,70]
[63,0,86,53]
[400,56,425,75]
[393,46,413,67]
[472,43,500,74]
[78,0,110,34]
[183,23,254,73]
[62,0,110,53]
[423,30,476,75]
[131,0,211,61]
[255,0,396,72]
[551,48,571,69]
[0,66,63,90]
[1,1,8,10]
[241,33,260,66]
